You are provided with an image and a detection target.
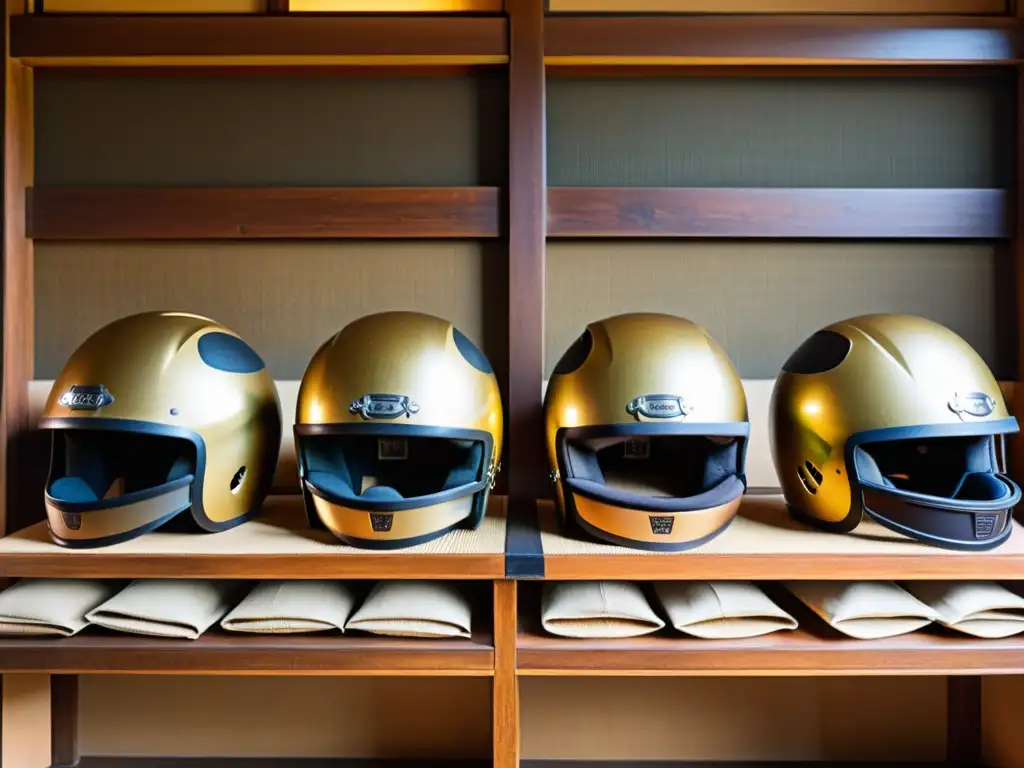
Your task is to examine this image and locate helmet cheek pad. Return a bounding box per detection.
[555,422,749,552]
[846,419,1021,551]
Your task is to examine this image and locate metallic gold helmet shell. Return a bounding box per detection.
[295,311,503,549]
[770,313,1020,550]
[41,311,282,548]
[544,313,749,551]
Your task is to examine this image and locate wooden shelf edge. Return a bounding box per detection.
[539,550,1024,581]
[11,15,509,66]
[0,630,495,675]
[0,552,506,579]
[547,187,1009,239]
[28,187,502,240]
[544,15,1020,66]
[516,628,1024,677]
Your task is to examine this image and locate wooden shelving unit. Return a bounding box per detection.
[0,628,495,676]
[3,1,1024,767]
[0,496,508,579]
[508,496,1024,581]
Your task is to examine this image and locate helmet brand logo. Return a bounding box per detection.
[58,384,114,411]
[370,513,394,533]
[626,394,692,420]
[948,391,995,420]
[350,393,420,420]
[61,510,82,531]
[649,515,675,535]
[974,513,999,540]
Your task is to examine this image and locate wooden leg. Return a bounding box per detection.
[2,674,51,768]
[493,579,519,768]
[947,676,982,767]
[50,675,79,767]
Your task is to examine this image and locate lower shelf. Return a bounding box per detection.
[71,760,953,767]
[517,623,1024,677]
[0,628,494,676]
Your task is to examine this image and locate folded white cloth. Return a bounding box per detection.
[654,581,797,639]
[786,581,938,639]
[0,579,122,637]
[87,580,245,640]
[902,581,1024,639]
[221,580,357,634]
[541,581,664,638]
[346,581,472,639]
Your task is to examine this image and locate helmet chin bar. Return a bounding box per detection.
[860,479,1019,552]
[44,476,194,549]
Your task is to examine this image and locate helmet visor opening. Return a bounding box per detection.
[855,434,1008,501]
[562,433,746,513]
[301,433,486,507]
[851,426,1021,550]
[47,429,196,508]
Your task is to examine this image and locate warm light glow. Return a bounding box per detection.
[563,406,579,427]
[801,401,822,417]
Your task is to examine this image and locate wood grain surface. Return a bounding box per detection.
[0,629,495,675]
[29,187,501,240]
[547,187,1009,239]
[545,16,1019,65]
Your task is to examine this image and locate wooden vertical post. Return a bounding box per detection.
[50,676,78,767]
[2,0,35,537]
[506,0,546,515]
[493,579,519,768]
[947,676,982,766]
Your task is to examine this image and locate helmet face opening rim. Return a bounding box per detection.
[295,422,496,548]
[554,421,749,551]
[39,417,215,548]
[842,418,1021,551]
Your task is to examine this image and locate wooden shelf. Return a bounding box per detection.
[0,627,494,676]
[546,187,1009,240]
[544,16,1020,66]
[518,623,1024,677]
[0,496,507,579]
[28,187,502,240]
[10,14,509,67]
[508,496,1024,581]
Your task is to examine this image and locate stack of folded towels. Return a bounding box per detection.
[0,578,475,640]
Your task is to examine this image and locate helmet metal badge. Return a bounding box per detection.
[295,311,503,549]
[544,313,750,551]
[770,313,1020,550]
[41,312,283,548]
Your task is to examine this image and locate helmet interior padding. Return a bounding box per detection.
[302,434,485,505]
[48,430,196,506]
[562,435,745,513]
[855,434,1008,501]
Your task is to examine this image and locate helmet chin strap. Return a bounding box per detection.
[44,476,193,548]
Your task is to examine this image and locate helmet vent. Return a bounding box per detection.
[804,460,824,485]
[797,465,818,495]
[230,466,247,494]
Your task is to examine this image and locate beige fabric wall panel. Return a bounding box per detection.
[520,677,945,761]
[547,77,1012,188]
[35,75,505,186]
[547,0,1004,12]
[545,242,1002,380]
[81,677,492,758]
[35,241,489,380]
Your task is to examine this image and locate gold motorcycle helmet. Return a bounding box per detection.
[41,312,282,548]
[771,313,1020,551]
[544,313,750,551]
[295,311,503,549]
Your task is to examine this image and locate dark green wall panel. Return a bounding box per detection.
[546,242,1005,379]
[35,75,506,186]
[547,77,1013,188]
[36,242,493,380]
